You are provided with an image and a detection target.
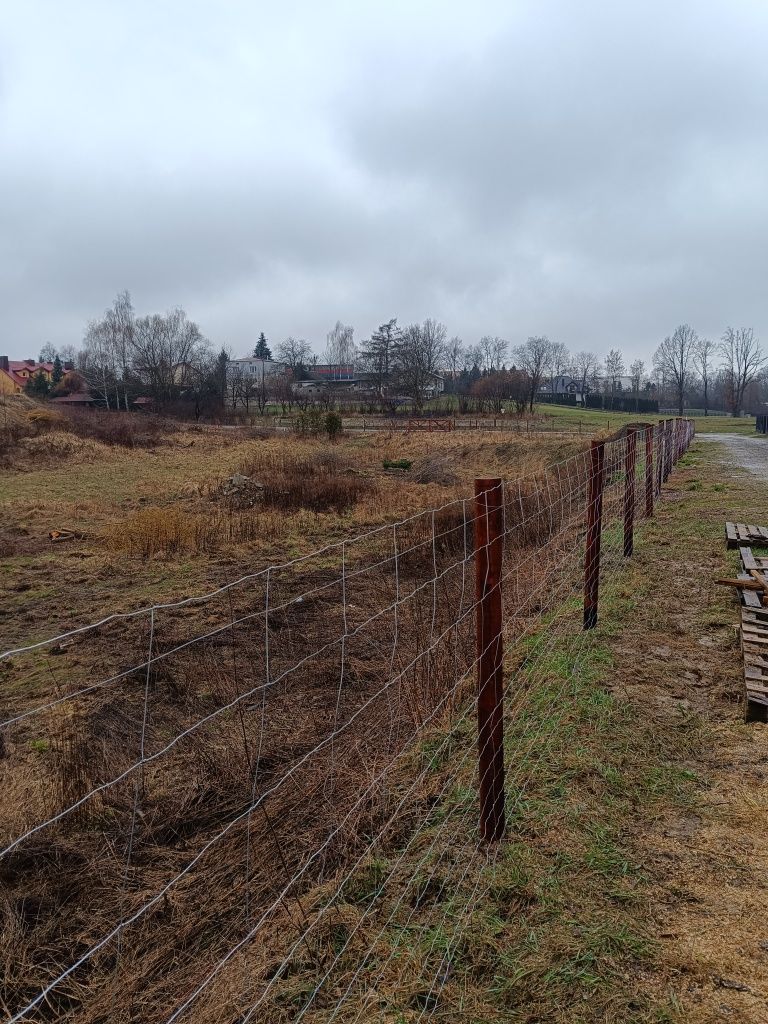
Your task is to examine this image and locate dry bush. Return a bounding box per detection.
[0,399,63,467]
[410,454,458,486]
[109,506,271,558]
[61,409,175,448]
[235,449,375,514]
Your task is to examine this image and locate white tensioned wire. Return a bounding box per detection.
[0,497,477,660]
[3,442,618,1024]
[244,568,271,941]
[242,561,611,1023]
[192,434,663,1024]
[6,527,521,1024]
[411,501,634,1024]
[319,458,632,1024]
[0,521,490,856]
[293,477,609,1024]
[9,458,590,1023]
[0,443,590,675]
[414,437,679,1020]
[228,577,589,1024]
[325,540,347,803]
[0,464,587,858]
[167,472,595,1022]
[0,504,485,731]
[166,626,496,1024]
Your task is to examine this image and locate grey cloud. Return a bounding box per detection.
[2,1,767,359]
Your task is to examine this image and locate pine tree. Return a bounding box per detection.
[52,355,63,385]
[26,370,50,398]
[215,348,229,405]
[254,333,272,360]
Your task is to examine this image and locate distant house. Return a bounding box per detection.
[538,375,586,402]
[226,357,287,380]
[0,356,55,394]
[423,372,445,399]
[307,363,356,382]
[294,369,444,401]
[49,391,97,408]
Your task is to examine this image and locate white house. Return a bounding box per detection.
[226,357,287,380]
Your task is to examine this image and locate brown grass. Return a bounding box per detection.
[0,435,589,1022]
[231,449,375,514]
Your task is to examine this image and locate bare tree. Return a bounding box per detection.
[131,307,208,404]
[512,336,552,411]
[653,325,697,416]
[445,335,464,381]
[629,359,645,413]
[80,319,117,408]
[392,318,447,410]
[464,343,483,372]
[570,350,599,396]
[325,321,355,378]
[226,365,243,410]
[603,349,625,409]
[719,326,764,417]
[471,369,528,414]
[479,335,508,372]
[271,372,295,414]
[276,337,312,375]
[547,340,570,393]
[693,337,716,417]
[102,290,135,410]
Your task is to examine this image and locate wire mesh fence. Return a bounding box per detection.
[0,419,694,1023]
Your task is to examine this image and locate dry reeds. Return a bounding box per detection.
[234,449,375,514]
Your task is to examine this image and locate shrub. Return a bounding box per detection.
[324,411,342,441]
[26,408,63,429]
[60,410,175,448]
[236,450,374,513]
[294,408,325,436]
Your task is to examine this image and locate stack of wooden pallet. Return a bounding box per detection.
[722,524,768,722]
[725,521,768,549]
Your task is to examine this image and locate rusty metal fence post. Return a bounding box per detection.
[645,424,654,517]
[583,439,606,630]
[623,427,637,556]
[474,478,505,842]
[665,418,674,479]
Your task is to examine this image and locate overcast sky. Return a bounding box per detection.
[2,1,767,363]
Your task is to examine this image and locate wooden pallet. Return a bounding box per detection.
[725,522,768,548]
[740,607,768,722]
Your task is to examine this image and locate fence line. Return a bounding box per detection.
[0,418,694,1023]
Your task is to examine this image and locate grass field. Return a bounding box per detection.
[532,402,758,436]
[2,402,765,1022]
[0,416,584,645]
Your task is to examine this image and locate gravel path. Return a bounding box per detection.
[696,432,768,477]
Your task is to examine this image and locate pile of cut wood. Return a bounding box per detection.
[721,523,768,722]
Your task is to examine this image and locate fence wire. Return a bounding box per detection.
[0,420,694,1024]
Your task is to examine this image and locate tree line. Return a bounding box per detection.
[28,293,766,419]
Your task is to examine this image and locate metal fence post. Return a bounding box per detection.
[645,424,654,518]
[623,427,637,556]
[474,478,505,842]
[583,439,606,630]
[662,419,672,480]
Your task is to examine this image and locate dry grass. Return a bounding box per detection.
[0,428,591,1022]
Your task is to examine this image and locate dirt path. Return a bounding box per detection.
[620,436,768,1022]
[696,432,768,476]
